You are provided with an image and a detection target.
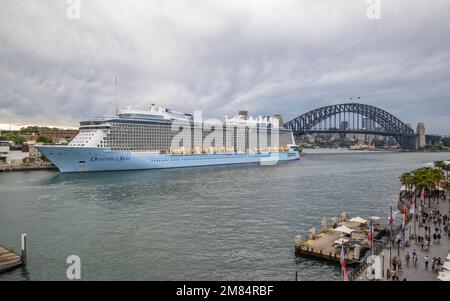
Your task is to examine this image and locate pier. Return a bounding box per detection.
[294,214,389,266]
[0,234,27,274]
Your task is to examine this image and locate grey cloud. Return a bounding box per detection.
[0,0,449,133]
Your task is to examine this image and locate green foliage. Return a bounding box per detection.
[434,160,445,169]
[2,133,25,145]
[22,157,36,164]
[19,126,58,133]
[400,167,444,192]
[424,145,447,152]
[442,136,450,147]
[36,135,53,144]
[400,172,415,188]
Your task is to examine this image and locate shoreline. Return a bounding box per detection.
[0,163,57,172]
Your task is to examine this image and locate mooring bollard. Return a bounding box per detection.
[21,233,27,266]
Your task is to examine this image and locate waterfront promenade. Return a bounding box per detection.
[0,162,56,172]
[358,191,450,281]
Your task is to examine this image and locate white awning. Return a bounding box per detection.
[349,216,368,224]
[333,225,355,234]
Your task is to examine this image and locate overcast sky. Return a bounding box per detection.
[0,0,449,133]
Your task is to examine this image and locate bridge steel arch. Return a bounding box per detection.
[283,103,416,150]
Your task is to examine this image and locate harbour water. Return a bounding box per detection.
[0,151,448,281]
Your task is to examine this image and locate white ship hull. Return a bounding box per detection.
[37,146,300,173]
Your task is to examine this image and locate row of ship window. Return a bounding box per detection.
[149,156,247,162]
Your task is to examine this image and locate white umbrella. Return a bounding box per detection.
[334,237,350,245]
[437,271,450,281]
[349,216,368,224]
[333,225,355,234]
[443,262,450,271]
[369,216,380,221]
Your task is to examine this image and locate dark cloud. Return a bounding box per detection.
[0,0,449,133]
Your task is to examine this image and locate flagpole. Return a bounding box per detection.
[413,192,416,243]
[369,219,373,258]
[389,206,392,269]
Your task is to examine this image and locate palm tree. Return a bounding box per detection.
[408,167,444,206]
[442,163,450,185]
[400,172,415,201]
[434,160,445,170]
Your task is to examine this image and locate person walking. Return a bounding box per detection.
[391,270,397,281]
[424,255,429,270]
[405,251,410,266]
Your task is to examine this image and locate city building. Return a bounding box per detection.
[21,133,38,142]
[38,129,79,143]
[0,138,9,163]
[22,141,42,157]
[340,121,349,130]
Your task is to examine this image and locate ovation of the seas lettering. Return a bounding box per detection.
[90,156,130,162]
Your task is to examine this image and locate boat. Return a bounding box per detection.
[36,105,300,172]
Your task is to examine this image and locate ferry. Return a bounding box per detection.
[37,105,300,172]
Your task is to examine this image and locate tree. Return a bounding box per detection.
[443,163,450,184]
[434,160,445,170]
[400,172,416,201]
[20,126,58,134]
[442,136,450,147]
[36,135,53,144]
[2,133,25,145]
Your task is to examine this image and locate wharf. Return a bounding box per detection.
[0,234,27,274]
[0,163,57,172]
[0,245,23,274]
[295,216,386,265]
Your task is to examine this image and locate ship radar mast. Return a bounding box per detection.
[114,76,118,116]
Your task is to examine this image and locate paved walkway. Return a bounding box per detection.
[359,192,450,281]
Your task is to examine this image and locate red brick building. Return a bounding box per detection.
[38,129,79,142]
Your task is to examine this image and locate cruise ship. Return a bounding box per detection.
[37,105,300,172]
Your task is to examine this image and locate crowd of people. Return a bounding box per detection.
[385,191,449,281]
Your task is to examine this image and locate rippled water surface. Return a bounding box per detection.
[0,151,448,280]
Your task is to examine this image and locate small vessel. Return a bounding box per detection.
[37,105,301,172]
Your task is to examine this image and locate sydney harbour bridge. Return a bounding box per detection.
[283,103,439,150]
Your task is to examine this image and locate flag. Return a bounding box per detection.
[420,188,425,201]
[340,245,349,281]
[368,222,373,248]
[402,211,407,228]
[388,213,394,225]
[411,197,416,215]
